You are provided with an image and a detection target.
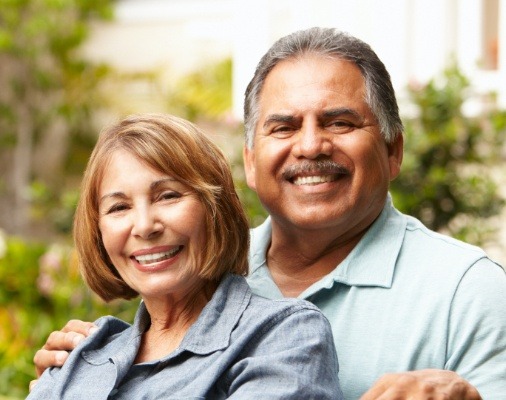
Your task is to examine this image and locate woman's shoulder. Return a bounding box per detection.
[228,276,330,333]
[249,291,322,315]
[92,315,132,336]
[250,295,329,335]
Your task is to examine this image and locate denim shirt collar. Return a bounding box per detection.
[83,274,251,364]
[248,194,407,297]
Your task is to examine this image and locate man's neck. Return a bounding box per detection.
[266,224,365,297]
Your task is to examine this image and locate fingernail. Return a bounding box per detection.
[72,335,84,346]
[89,326,99,335]
[55,352,67,363]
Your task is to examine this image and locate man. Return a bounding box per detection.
[33,28,505,399]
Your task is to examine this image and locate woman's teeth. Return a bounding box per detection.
[134,247,181,265]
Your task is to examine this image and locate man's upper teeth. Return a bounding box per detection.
[294,175,334,185]
[135,248,179,264]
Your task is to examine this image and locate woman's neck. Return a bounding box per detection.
[135,281,217,363]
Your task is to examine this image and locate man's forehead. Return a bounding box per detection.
[260,55,364,97]
[258,63,368,118]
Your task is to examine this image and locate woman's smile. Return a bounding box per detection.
[132,246,183,265]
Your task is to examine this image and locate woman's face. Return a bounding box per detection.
[98,149,207,302]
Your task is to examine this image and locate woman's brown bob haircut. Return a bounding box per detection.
[74,113,250,302]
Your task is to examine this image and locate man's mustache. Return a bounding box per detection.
[281,160,350,180]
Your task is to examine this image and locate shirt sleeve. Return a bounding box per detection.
[223,305,343,400]
[446,258,506,399]
[26,368,58,399]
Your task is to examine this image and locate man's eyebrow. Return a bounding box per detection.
[320,108,363,121]
[262,114,298,129]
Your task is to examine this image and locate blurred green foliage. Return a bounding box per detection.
[0,0,114,236]
[391,65,505,243]
[0,232,138,398]
[166,58,233,121]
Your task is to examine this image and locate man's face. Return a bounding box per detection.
[244,54,403,239]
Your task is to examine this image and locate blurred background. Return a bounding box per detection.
[1,0,505,397]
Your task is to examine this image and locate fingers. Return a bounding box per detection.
[33,348,69,377]
[43,329,87,351]
[359,370,482,400]
[60,319,98,336]
[33,321,98,378]
[29,379,38,393]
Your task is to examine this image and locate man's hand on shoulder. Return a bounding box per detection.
[30,319,98,391]
[360,369,481,400]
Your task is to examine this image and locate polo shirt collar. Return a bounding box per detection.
[249,195,406,298]
[315,195,406,290]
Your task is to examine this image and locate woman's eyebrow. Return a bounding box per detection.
[150,178,177,191]
[99,191,126,205]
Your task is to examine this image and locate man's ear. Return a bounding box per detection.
[243,146,257,191]
[388,133,403,181]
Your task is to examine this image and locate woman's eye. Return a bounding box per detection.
[158,191,180,201]
[106,203,128,214]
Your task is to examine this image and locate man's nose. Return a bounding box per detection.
[292,124,333,159]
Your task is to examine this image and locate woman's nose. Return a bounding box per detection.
[131,208,163,239]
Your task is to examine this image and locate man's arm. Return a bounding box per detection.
[444,259,506,398]
[31,319,97,390]
[361,258,505,400]
[360,370,481,400]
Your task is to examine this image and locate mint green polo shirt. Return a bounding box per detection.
[247,196,506,399]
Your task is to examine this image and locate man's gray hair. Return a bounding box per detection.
[243,27,404,148]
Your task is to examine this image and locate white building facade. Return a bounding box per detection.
[84,0,506,119]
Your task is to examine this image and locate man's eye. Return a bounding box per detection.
[328,120,354,132]
[272,125,292,132]
[270,125,295,138]
[331,120,352,127]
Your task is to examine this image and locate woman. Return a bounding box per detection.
[28,113,342,399]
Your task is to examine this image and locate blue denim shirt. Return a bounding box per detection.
[28,274,343,399]
[248,195,506,399]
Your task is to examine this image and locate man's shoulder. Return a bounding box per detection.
[398,213,503,275]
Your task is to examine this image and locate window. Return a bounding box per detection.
[482,0,499,70]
